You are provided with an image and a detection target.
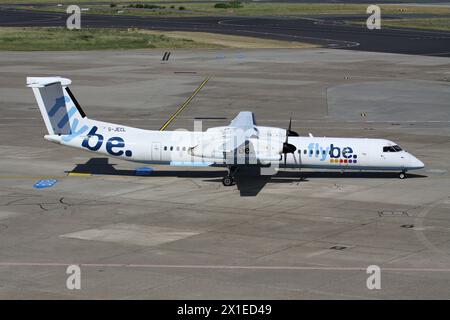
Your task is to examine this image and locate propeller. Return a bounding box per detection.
[286,117,299,137]
[280,116,303,179]
[282,116,297,167]
[292,150,304,182]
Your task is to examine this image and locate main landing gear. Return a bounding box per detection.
[222,166,238,186]
[222,176,234,186]
[399,171,407,179]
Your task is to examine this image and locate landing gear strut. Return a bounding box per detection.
[399,171,407,179]
[222,166,238,186]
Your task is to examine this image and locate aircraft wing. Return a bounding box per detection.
[229,111,257,132]
[189,111,283,163]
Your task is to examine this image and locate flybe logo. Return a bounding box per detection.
[48,96,88,142]
[82,126,133,157]
[307,143,358,164]
[48,96,132,158]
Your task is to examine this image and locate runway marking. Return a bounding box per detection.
[0,11,63,26]
[217,18,360,49]
[0,262,450,272]
[311,16,450,38]
[2,9,449,57]
[217,17,450,52]
[160,75,211,131]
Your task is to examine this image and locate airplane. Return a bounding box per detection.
[27,76,424,186]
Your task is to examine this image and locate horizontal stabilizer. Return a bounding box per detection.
[27,77,71,88]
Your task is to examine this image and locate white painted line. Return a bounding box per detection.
[1,262,450,272]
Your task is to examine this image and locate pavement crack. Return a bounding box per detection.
[59,197,72,207]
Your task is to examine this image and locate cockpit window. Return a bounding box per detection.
[383,145,402,152]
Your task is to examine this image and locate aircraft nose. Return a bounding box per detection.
[409,154,424,169]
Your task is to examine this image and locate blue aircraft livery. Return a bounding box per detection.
[82,126,133,157]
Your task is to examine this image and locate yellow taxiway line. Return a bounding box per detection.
[159,75,211,131]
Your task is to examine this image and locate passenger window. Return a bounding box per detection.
[309,150,313,155]
[304,150,307,155]
[182,147,186,151]
[176,146,180,151]
[316,150,319,155]
[163,146,167,151]
[170,146,173,151]
[322,150,326,154]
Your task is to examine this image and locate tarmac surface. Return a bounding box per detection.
[1,8,450,56]
[0,48,449,299]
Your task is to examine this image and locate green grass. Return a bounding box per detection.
[214,1,243,9]
[2,0,184,3]
[24,4,195,17]
[19,3,450,18]
[380,18,450,31]
[188,3,450,15]
[0,27,220,51]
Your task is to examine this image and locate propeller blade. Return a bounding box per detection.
[281,115,298,169]
[286,115,299,137]
[288,116,292,135]
[282,143,296,154]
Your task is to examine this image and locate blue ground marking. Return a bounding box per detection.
[33,179,58,189]
[135,167,154,175]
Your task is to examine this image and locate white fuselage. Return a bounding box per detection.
[47,120,424,172]
[26,76,424,176]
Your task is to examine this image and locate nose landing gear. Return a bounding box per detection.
[399,171,407,179]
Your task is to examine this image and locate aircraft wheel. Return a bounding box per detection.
[222,176,234,186]
[399,172,406,179]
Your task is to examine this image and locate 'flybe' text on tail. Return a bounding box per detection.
[27,77,89,141]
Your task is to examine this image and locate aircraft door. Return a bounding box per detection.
[380,145,402,168]
[151,142,161,161]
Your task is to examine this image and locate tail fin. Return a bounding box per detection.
[27,77,87,136]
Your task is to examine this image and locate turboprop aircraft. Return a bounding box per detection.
[27,77,424,186]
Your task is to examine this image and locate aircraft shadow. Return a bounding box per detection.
[69,158,426,197]
[69,158,224,178]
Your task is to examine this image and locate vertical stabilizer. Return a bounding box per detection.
[27,77,88,136]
